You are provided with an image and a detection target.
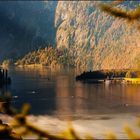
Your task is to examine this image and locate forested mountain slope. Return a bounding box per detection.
[55,1,140,70]
[1,1,140,70]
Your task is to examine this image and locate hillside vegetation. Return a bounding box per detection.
[15,47,75,69]
[1,1,140,70]
[55,1,140,70]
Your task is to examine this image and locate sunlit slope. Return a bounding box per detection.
[1,1,140,70]
[55,1,140,69]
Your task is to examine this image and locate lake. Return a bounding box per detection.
[2,67,140,120]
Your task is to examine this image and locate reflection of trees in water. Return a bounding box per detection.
[55,76,72,120]
[9,67,57,115]
[56,76,140,118]
[55,75,113,117]
[122,85,140,105]
[15,67,50,78]
[11,67,140,116]
[0,85,12,98]
[55,75,90,120]
[104,84,124,106]
[0,86,13,115]
[104,84,140,107]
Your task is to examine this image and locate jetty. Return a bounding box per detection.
[0,68,11,86]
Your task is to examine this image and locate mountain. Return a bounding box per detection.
[1,1,140,70]
[0,1,57,61]
[55,1,140,70]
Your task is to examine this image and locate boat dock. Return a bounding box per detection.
[0,69,11,86]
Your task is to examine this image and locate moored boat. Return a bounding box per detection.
[124,78,140,84]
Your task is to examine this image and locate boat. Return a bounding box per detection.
[124,78,140,84]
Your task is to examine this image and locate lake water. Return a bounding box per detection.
[2,67,140,120]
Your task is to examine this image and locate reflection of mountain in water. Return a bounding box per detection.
[1,68,140,117]
[55,70,140,120]
[10,68,57,115]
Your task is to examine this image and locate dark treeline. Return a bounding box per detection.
[76,70,128,81]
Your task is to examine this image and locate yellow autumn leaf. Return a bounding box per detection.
[105,131,117,139]
[124,125,140,139]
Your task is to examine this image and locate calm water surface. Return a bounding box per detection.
[2,67,140,119]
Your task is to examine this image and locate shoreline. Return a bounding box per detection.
[0,112,140,139]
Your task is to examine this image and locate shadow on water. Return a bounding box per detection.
[0,84,13,110]
[8,67,57,115]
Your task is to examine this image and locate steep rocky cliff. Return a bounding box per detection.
[55,1,140,70]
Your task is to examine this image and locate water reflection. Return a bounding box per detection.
[5,67,140,118]
[0,85,13,114]
[10,67,57,114]
[0,85,11,97]
[55,72,140,119]
[123,85,140,105]
[55,75,72,120]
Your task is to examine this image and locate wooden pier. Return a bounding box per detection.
[0,69,11,86]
